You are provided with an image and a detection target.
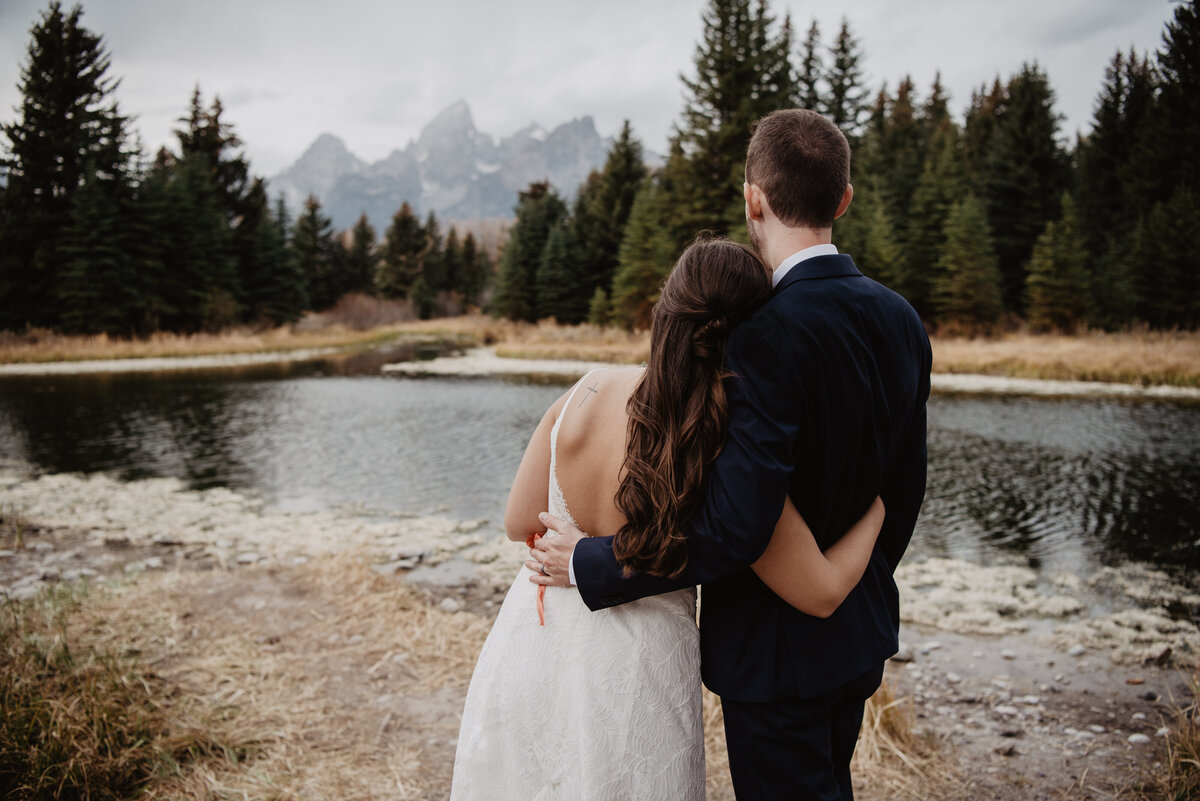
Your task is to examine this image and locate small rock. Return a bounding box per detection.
[999,728,1022,738]
[994,705,1019,716]
[891,643,915,662]
[1017,696,1041,706]
[1064,727,1079,736]
[347,634,365,645]
[0,549,14,559]
[1157,727,1170,737]
[216,539,234,549]
[29,541,54,552]
[1128,733,1151,745]
[1053,673,1065,682]
[439,597,463,614]
[1141,691,1160,702]
[1088,725,1106,734]
[995,744,1019,757]
[1132,713,1147,721]
[142,556,164,570]
[919,641,942,654]
[291,556,309,566]
[1001,649,1017,660]
[1077,731,1096,740]
[9,584,40,601]
[40,566,60,581]
[946,672,963,684]
[236,552,263,565]
[1067,645,1087,657]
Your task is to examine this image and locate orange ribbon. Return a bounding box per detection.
[526,532,547,626]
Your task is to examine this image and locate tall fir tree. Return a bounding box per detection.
[441,227,462,298]
[1024,195,1092,332]
[376,202,424,299]
[421,211,446,292]
[824,18,871,140]
[293,195,342,311]
[669,0,796,246]
[979,63,1070,312]
[458,231,490,308]
[534,221,583,321]
[611,178,678,329]
[900,121,966,317]
[0,2,133,330]
[1135,189,1200,328]
[934,193,1004,327]
[491,182,567,322]
[571,120,649,306]
[344,214,378,297]
[796,19,824,110]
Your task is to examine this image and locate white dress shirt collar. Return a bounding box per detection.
[771,244,839,288]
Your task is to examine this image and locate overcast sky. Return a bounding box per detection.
[0,0,1174,177]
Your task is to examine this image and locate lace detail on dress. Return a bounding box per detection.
[450,370,704,801]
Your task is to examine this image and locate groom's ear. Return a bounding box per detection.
[744,182,766,222]
[834,183,854,220]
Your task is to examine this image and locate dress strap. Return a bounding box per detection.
[550,368,605,453]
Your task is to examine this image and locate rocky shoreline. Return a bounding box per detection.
[2,469,1195,798]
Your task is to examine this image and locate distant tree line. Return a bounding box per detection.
[3,0,1197,337]
[0,2,490,336]
[494,0,1200,332]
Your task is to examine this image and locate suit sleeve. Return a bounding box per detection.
[574,320,799,610]
[878,332,931,571]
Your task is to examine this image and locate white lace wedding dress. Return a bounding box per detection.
[450,374,704,801]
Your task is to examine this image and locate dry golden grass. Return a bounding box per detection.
[932,329,1200,388]
[5,311,1198,388]
[3,558,962,800]
[1160,665,1200,801]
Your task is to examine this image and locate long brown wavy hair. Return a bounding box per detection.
[613,238,771,578]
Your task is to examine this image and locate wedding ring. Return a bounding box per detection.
[537,561,548,576]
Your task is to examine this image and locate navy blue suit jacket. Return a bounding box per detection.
[572,253,931,702]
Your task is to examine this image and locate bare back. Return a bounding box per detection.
[552,366,644,539]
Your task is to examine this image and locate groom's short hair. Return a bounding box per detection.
[745,109,850,229]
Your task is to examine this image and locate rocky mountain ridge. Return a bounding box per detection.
[268,101,611,229]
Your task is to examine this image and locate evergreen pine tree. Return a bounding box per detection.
[376,202,424,299]
[293,195,340,311]
[1025,195,1092,332]
[459,231,489,308]
[1136,189,1200,328]
[442,227,462,298]
[934,194,1004,327]
[796,19,823,110]
[56,170,140,334]
[669,0,796,245]
[611,178,677,329]
[1149,0,1200,203]
[824,18,870,139]
[0,2,133,330]
[421,211,446,292]
[345,214,378,296]
[587,287,611,326]
[535,221,582,321]
[491,182,567,322]
[861,201,903,287]
[571,121,649,305]
[979,63,1071,313]
[901,122,966,317]
[411,274,436,320]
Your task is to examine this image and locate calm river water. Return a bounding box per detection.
[1,351,1197,577]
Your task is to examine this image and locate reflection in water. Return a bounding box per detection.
[0,365,1198,577]
[920,395,1200,574]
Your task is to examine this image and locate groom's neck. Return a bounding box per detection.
[765,225,834,269]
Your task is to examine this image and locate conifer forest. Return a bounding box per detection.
[2,0,1198,336]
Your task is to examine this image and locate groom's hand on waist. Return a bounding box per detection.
[526,511,583,588]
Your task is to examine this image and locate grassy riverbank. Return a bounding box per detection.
[2,311,1199,387]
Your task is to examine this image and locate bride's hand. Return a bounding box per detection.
[526,511,584,587]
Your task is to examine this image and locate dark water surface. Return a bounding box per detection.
[1,356,1197,576]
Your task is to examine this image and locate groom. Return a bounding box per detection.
[532,108,931,800]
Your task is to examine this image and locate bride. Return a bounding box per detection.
[450,238,884,800]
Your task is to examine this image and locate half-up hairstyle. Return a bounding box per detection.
[613,238,771,578]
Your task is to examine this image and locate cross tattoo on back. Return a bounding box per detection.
[579,382,599,406]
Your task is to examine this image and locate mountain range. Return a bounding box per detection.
[268,101,614,230]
